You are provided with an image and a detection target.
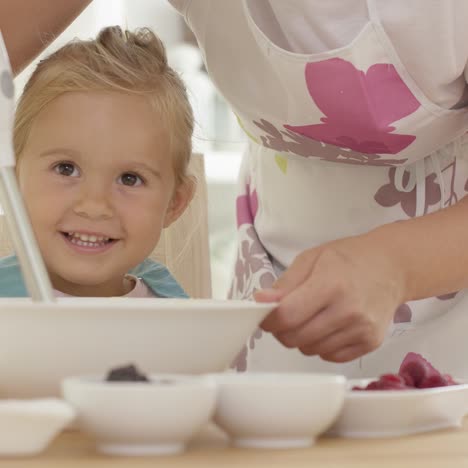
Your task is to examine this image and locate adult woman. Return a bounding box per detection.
[168,0,468,377]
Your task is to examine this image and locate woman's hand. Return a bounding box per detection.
[256,232,406,363]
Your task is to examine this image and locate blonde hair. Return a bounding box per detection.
[14,26,194,186]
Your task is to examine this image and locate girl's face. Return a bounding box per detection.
[17,91,190,296]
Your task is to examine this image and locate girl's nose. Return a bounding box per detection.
[72,185,114,220]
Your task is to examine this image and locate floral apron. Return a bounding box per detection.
[186,0,468,376]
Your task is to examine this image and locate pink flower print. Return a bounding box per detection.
[284,58,420,155]
[394,303,412,323]
[259,271,275,290]
[234,238,265,293]
[437,292,458,301]
[230,225,276,300]
[230,271,274,372]
[253,118,408,166]
[236,182,258,228]
[231,345,248,372]
[374,168,441,217]
[249,328,263,350]
[229,225,277,371]
[231,319,271,372]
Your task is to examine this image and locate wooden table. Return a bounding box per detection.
[2,419,468,468]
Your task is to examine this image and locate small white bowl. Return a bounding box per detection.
[62,374,217,456]
[210,372,346,449]
[0,399,75,456]
[329,378,468,438]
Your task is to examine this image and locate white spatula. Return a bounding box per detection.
[0,31,54,302]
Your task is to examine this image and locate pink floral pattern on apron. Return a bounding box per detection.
[374,159,462,217]
[285,59,420,155]
[229,181,276,371]
[374,169,441,217]
[251,58,423,166]
[236,183,258,228]
[394,304,412,323]
[438,292,458,301]
[253,118,406,166]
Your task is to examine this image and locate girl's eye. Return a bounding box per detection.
[54,162,79,177]
[118,173,143,187]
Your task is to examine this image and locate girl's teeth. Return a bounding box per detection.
[69,237,106,248]
[66,232,111,247]
[68,232,110,242]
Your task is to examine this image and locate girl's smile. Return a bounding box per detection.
[60,231,118,254]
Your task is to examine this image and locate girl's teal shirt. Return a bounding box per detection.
[0,255,188,298]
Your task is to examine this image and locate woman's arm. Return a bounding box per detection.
[0,0,92,74]
[258,195,468,362]
[368,194,468,302]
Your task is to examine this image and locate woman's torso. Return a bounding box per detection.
[170,0,468,377]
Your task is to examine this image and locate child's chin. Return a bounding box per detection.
[57,272,124,292]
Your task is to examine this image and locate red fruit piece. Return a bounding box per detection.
[419,374,449,389]
[443,374,458,386]
[366,380,384,390]
[400,371,415,387]
[351,352,458,392]
[355,374,410,391]
[398,352,442,388]
[380,374,403,384]
[377,374,409,390]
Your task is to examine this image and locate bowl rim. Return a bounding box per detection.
[62,374,217,392]
[206,372,347,387]
[347,378,468,399]
[0,398,75,418]
[0,298,278,312]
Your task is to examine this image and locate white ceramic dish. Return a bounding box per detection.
[0,399,75,456]
[0,298,274,398]
[329,378,468,438]
[211,372,346,449]
[62,374,216,456]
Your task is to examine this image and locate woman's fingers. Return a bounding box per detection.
[254,288,283,303]
[260,271,334,334]
[274,304,355,349]
[320,343,373,363]
[297,324,379,360]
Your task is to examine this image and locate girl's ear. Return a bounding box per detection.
[163,175,196,228]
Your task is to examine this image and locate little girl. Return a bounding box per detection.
[0,26,195,298]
